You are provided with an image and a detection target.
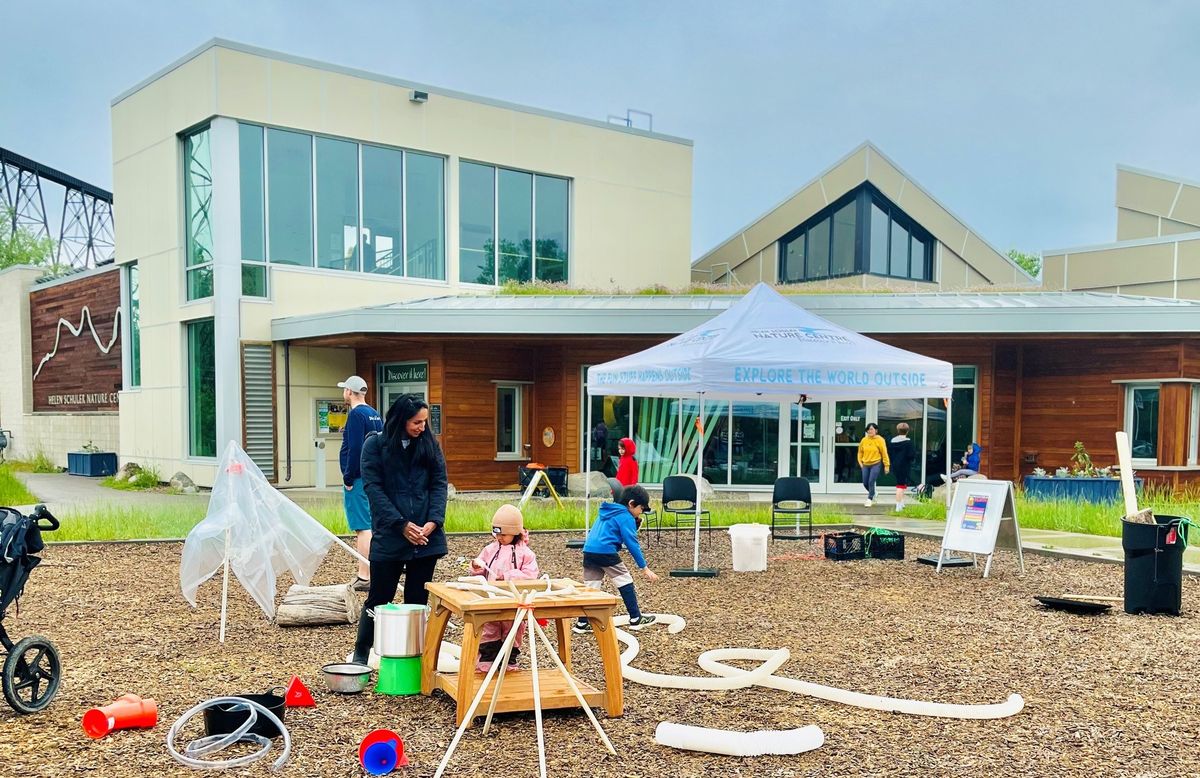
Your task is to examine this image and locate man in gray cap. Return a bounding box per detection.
[338,375,383,591]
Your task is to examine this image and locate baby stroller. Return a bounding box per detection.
[0,504,61,713]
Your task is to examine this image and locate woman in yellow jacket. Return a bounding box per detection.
[857,422,890,507]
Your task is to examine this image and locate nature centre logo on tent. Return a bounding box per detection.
[750,327,851,345]
[670,328,725,346]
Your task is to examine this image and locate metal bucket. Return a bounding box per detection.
[374,604,428,657]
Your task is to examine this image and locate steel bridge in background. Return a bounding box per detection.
[0,146,114,270]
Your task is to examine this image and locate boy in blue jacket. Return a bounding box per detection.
[573,484,659,633]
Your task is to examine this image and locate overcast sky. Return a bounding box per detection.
[4,1,1199,260]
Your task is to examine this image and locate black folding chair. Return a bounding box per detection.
[769,477,814,542]
[660,475,711,547]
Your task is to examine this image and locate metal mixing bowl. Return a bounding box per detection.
[320,663,373,694]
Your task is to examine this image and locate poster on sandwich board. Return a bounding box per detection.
[936,478,1025,578]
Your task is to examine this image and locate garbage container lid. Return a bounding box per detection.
[728,523,769,536]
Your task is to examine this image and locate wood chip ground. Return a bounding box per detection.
[1,532,1195,777]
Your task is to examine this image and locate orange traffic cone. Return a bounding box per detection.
[82,693,158,738]
[284,675,316,707]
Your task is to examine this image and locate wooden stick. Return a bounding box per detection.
[482,609,527,735]
[529,607,548,778]
[531,611,617,754]
[1115,431,1139,518]
[1062,594,1123,602]
[433,607,526,778]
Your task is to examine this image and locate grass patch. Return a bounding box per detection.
[5,451,61,473]
[101,464,164,491]
[0,465,38,505]
[896,487,1200,538]
[45,497,852,542]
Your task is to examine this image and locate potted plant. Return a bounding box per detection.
[68,440,118,478]
[1022,441,1140,503]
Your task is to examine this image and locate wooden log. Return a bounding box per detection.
[276,583,360,627]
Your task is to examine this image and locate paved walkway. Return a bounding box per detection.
[9,472,339,515]
[863,516,1200,575]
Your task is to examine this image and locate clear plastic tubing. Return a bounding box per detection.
[165,696,291,772]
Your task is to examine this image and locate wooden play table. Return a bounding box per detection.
[422,579,624,725]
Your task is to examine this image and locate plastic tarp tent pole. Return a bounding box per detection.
[693,394,703,571]
[585,396,592,537]
[219,529,230,643]
[945,397,952,508]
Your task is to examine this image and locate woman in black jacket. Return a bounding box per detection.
[352,394,448,664]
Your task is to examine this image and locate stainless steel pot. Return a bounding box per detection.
[374,604,428,658]
[320,663,373,694]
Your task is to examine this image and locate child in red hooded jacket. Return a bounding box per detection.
[616,437,639,487]
[470,504,539,672]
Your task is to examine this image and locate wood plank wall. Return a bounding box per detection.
[336,332,1200,492]
[29,268,123,412]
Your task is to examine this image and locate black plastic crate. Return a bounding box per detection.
[824,531,865,561]
[518,466,569,497]
[864,529,905,560]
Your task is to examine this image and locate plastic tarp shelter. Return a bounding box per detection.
[584,283,954,575]
[180,441,368,641]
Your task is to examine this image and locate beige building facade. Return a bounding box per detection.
[691,142,1036,290]
[111,39,693,486]
[1043,166,1200,299]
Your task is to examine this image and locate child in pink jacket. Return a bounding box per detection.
[470,504,540,672]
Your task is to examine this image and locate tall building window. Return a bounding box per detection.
[458,160,570,285]
[315,136,360,272]
[127,263,141,387]
[459,161,495,285]
[267,128,314,267]
[1126,385,1160,464]
[238,123,267,296]
[239,123,444,282]
[778,184,933,284]
[362,144,403,276]
[498,168,533,284]
[534,174,569,282]
[187,318,217,458]
[183,126,214,300]
[405,152,446,280]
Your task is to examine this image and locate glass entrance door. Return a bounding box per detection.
[790,402,825,490]
[831,399,868,493]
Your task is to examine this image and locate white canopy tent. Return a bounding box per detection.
[584,283,955,576]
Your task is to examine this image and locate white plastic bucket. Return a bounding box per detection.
[728,523,770,572]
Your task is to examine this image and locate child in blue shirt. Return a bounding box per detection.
[573,484,659,633]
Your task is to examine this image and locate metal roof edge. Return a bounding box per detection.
[112,39,692,147]
[1042,230,1200,256]
[271,294,1200,341]
[1116,163,1200,193]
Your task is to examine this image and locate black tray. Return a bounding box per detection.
[1034,596,1112,615]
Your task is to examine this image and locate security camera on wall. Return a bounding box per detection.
[410,90,428,103]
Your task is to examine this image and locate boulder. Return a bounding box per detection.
[567,470,611,498]
[182,485,199,495]
[118,461,142,480]
[169,471,196,491]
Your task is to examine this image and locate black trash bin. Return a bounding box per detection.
[1121,514,1186,616]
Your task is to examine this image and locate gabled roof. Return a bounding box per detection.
[692,141,1033,285]
[271,290,1200,342]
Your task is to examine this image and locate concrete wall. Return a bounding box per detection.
[692,143,1035,290]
